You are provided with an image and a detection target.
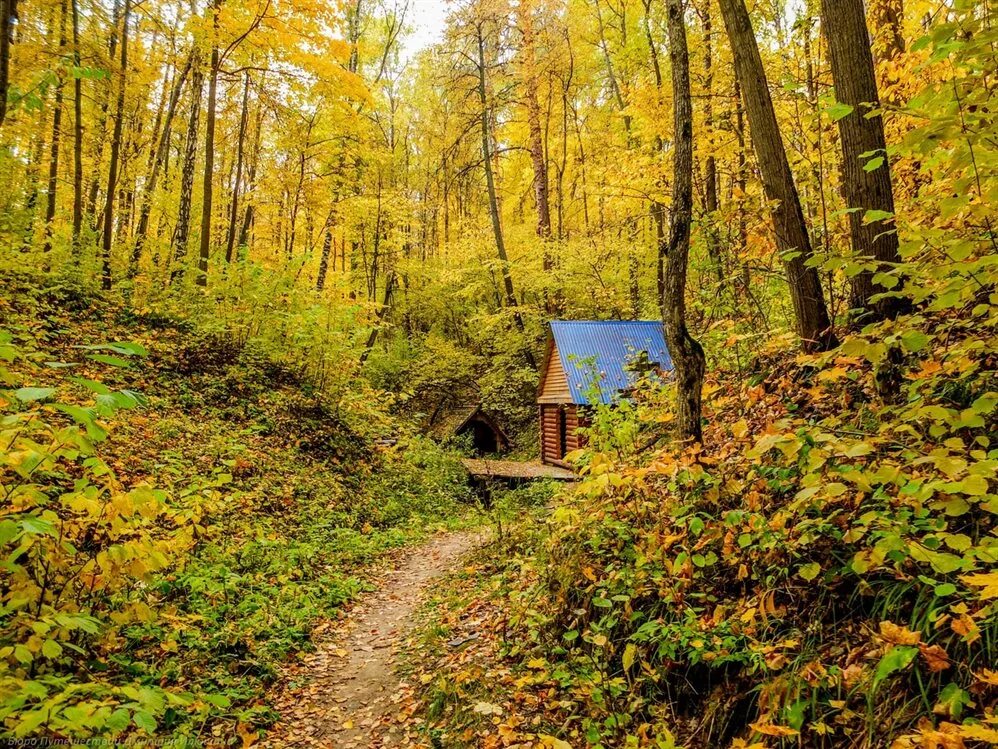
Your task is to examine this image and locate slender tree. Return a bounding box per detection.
[821,0,908,321]
[475,18,528,346]
[717,0,836,351]
[236,94,263,253]
[172,59,203,282]
[100,0,130,290]
[43,0,67,254]
[70,0,83,253]
[0,0,16,130]
[131,53,192,272]
[197,0,222,286]
[662,0,706,444]
[517,0,551,243]
[224,71,250,262]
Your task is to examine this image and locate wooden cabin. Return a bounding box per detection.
[427,402,510,455]
[537,321,672,466]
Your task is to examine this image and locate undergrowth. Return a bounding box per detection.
[405,282,997,748]
[0,271,475,742]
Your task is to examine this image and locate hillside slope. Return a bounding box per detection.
[403,297,998,747]
[0,272,473,741]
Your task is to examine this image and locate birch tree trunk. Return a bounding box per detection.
[172,60,203,283]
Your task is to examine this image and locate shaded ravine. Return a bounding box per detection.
[261,530,484,748]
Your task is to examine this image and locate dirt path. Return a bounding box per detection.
[261,530,483,748]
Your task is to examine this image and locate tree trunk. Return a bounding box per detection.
[43,0,67,254]
[131,52,192,273]
[868,0,904,61]
[315,207,336,291]
[236,91,264,254]
[172,59,203,283]
[662,0,706,445]
[87,0,122,227]
[225,71,250,263]
[518,0,552,247]
[70,0,83,254]
[359,270,396,366]
[196,2,221,287]
[821,0,907,321]
[476,24,528,343]
[717,0,836,352]
[100,0,129,291]
[701,2,723,283]
[0,0,18,130]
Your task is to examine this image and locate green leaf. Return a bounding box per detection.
[798,562,821,581]
[900,331,930,353]
[132,710,157,734]
[863,156,885,172]
[69,376,112,395]
[202,693,231,708]
[87,353,134,367]
[934,683,971,719]
[826,102,854,121]
[933,583,957,597]
[874,645,918,685]
[14,387,56,402]
[863,209,894,224]
[14,644,33,664]
[20,516,57,536]
[41,639,63,659]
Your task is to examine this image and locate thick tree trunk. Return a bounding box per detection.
[70,0,83,253]
[821,0,907,321]
[43,0,67,254]
[172,59,203,283]
[0,0,18,130]
[196,5,220,287]
[662,0,706,445]
[100,0,129,291]
[225,71,250,263]
[131,52,192,272]
[717,0,836,352]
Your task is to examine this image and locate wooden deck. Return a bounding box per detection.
[461,458,575,481]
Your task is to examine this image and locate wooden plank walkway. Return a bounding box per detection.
[461,458,575,481]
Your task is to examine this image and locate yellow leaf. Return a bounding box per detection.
[960,572,998,599]
[622,643,636,672]
[538,735,572,749]
[731,419,748,439]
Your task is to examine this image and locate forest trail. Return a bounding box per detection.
[261,530,484,748]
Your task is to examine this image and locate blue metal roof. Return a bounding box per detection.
[549,320,672,405]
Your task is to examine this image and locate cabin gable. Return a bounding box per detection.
[538,340,571,404]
